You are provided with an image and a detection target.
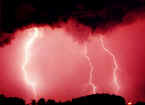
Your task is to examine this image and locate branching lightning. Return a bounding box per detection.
[84,44,97,94]
[99,36,120,92]
[22,28,39,98]
[83,35,120,94]
[21,27,119,98]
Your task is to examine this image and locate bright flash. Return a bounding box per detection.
[22,28,40,98]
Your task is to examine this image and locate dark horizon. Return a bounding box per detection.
[0,93,134,105]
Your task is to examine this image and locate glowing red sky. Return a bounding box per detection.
[0,18,145,102]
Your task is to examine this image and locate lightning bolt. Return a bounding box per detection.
[22,28,39,98]
[84,44,97,94]
[99,36,120,92]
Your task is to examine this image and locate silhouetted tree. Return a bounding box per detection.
[46,99,56,105]
[32,99,36,105]
[38,98,46,105]
[6,97,25,105]
[135,102,145,105]
[0,94,6,105]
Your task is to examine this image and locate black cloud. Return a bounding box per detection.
[0,0,145,45]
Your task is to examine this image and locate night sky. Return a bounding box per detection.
[0,0,145,103]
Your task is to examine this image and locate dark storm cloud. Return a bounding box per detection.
[0,33,14,47]
[0,0,145,45]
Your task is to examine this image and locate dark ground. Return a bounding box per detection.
[0,93,145,105]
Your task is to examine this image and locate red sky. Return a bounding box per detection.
[0,18,145,102]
